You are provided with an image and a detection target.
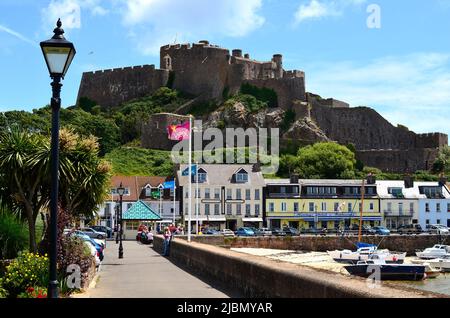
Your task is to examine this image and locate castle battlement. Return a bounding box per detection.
[84,64,157,76]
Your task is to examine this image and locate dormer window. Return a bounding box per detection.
[388,187,403,198]
[193,168,207,183]
[145,187,152,197]
[235,169,248,183]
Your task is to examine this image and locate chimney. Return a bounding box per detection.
[366,173,376,185]
[290,174,299,184]
[252,163,261,172]
[404,175,414,189]
[232,49,243,58]
[439,177,447,187]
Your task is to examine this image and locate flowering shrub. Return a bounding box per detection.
[17,286,47,298]
[2,252,49,298]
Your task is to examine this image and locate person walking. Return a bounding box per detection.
[163,228,171,256]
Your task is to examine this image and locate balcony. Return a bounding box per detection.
[267,193,300,198]
[384,210,414,217]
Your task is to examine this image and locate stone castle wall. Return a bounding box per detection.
[76,65,169,108]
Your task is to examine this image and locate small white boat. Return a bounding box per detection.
[416,245,450,259]
[328,246,406,264]
[427,259,450,272]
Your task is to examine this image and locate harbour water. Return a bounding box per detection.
[231,248,450,296]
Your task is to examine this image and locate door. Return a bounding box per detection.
[227,220,237,231]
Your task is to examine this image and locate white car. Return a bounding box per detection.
[81,227,107,239]
[84,241,101,267]
[221,229,235,237]
[428,225,449,235]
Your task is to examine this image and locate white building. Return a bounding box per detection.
[177,164,265,231]
[416,181,450,229]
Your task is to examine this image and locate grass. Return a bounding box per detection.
[105,147,174,176]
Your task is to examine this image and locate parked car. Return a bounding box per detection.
[249,227,264,236]
[235,227,255,237]
[80,227,107,239]
[427,225,450,235]
[349,224,376,235]
[283,227,300,236]
[221,229,235,237]
[271,228,287,236]
[372,226,391,235]
[91,225,113,238]
[204,229,221,235]
[259,228,272,236]
[83,241,101,267]
[70,232,105,261]
[397,224,423,235]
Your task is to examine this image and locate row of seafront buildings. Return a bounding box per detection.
[96,164,450,237]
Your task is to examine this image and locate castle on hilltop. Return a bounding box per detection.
[77,40,305,109]
[76,40,448,173]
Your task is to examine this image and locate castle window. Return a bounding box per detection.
[164,54,172,70]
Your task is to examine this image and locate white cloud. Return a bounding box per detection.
[294,0,366,25]
[0,24,39,48]
[42,0,108,31]
[305,53,450,135]
[119,0,265,55]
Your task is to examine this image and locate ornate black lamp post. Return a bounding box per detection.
[115,199,119,244]
[40,19,76,299]
[117,183,125,259]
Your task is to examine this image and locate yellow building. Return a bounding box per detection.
[265,179,381,230]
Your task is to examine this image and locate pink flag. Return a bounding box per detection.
[167,121,190,141]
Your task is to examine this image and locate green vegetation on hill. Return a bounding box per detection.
[240,83,278,108]
[105,147,174,176]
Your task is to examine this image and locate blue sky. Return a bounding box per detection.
[1,0,449,136]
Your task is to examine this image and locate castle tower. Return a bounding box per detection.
[272,54,283,79]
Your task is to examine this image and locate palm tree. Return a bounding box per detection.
[0,127,49,252]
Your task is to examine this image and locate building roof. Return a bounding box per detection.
[376,180,450,199]
[122,200,162,221]
[177,164,265,187]
[110,176,170,201]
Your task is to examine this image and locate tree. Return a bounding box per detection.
[433,146,450,174]
[0,127,49,252]
[0,127,111,253]
[295,142,356,179]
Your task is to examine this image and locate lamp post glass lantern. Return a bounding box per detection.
[40,18,76,299]
[117,183,125,259]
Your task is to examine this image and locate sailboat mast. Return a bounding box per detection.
[358,178,366,242]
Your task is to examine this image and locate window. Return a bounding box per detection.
[255,204,260,216]
[195,188,200,198]
[246,189,251,200]
[269,202,275,212]
[410,202,414,213]
[321,202,327,212]
[437,203,441,213]
[205,204,210,215]
[348,203,352,212]
[196,203,200,215]
[246,204,251,216]
[309,202,315,212]
[334,203,339,212]
[214,204,220,215]
[227,204,232,215]
[202,188,209,199]
[369,203,374,211]
[280,186,286,194]
[426,219,430,225]
[437,219,441,225]
[184,204,188,215]
[195,169,207,183]
[398,203,403,214]
[214,188,220,199]
[227,189,232,200]
[185,190,189,198]
[236,189,242,200]
[281,202,287,212]
[294,202,299,212]
[448,203,450,213]
[236,204,242,215]
[387,202,392,212]
[126,221,139,231]
[145,187,151,197]
[426,203,430,213]
[235,170,248,183]
[255,189,260,200]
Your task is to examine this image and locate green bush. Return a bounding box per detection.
[0,279,7,298]
[280,109,296,132]
[2,252,49,298]
[225,94,268,113]
[240,83,278,108]
[0,209,28,260]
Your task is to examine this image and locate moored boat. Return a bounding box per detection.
[344,259,426,281]
[328,244,406,264]
[416,245,450,259]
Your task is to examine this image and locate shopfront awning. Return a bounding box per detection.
[242,218,263,222]
[207,217,227,222]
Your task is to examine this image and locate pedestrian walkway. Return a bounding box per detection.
[75,240,230,298]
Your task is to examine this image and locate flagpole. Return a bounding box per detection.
[196,160,199,234]
[188,116,192,243]
[173,178,176,226]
